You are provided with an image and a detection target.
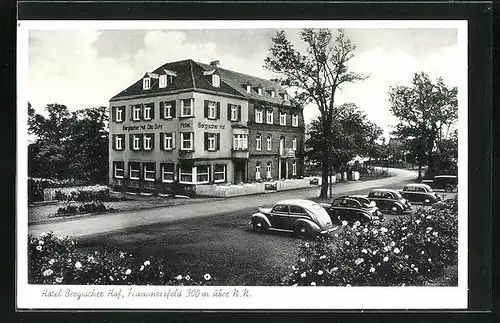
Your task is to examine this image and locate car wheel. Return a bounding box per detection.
[423,199,430,205]
[390,206,400,215]
[295,223,311,240]
[252,218,266,232]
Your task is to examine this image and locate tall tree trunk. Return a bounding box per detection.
[320,156,329,199]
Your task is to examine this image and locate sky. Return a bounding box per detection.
[28,27,461,140]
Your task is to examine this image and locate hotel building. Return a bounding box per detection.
[109,59,305,196]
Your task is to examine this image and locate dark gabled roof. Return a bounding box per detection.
[110,59,244,101]
[195,62,294,107]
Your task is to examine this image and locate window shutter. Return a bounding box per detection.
[150,134,155,150]
[216,133,220,150]
[204,100,209,118]
[139,134,143,150]
[112,135,116,150]
[227,104,231,121]
[224,164,227,183]
[159,102,165,119]
[111,108,116,122]
[159,133,164,150]
[121,107,126,122]
[129,105,134,121]
[171,100,176,118]
[138,104,143,120]
[237,105,241,121]
[216,102,221,119]
[129,134,134,150]
[172,132,176,149]
[204,133,208,151]
[151,103,155,120]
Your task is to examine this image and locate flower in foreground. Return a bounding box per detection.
[140,265,145,271]
[300,258,305,262]
[319,255,326,260]
[332,267,338,271]
[185,275,190,281]
[415,220,421,225]
[55,277,63,283]
[125,269,131,275]
[204,273,211,281]
[372,250,377,255]
[311,282,316,286]
[300,272,306,278]
[363,228,368,233]
[317,270,324,276]
[38,240,45,245]
[342,220,348,226]
[75,261,82,269]
[380,227,388,233]
[383,256,389,262]
[354,258,364,265]
[369,267,376,273]
[393,248,400,254]
[109,276,114,281]
[49,259,55,265]
[36,246,42,251]
[176,274,182,280]
[361,249,368,254]
[390,241,396,247]
[345,241,350,246]
[144,260,150,266]
[39,232,48,238]
[404,255,409,259]
[304,243,310,248]
[428,258,432,262]
[346,284,352,287]
[42,269,53,276]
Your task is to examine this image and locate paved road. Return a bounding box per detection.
[28,168,417,238]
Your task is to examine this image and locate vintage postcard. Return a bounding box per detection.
[17,20,468,309]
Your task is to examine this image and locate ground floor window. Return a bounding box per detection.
[196,165,210,184]
[255,162,261,180]
[214,164,226,183]
[113,161,124,178]
[179,165,194,184]
[161,163,175,183]
[143,163,155,181]
[292,161,297,175]
[129,162,140,180]
[266,162,272,179]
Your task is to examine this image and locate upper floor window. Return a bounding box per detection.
[113,161,124,179]
[130,134,141,151]
[162,132,175,150]
[212,74,220,87]
[143,103,154,121]
[258,87,263,96]
[266,110,273,124]
[180,132,194,151]
[181,98,193,117]
[204,133,219,151]
[132,104,141,121]
[292,114,299,127]
[292,137,297,151]
[143,77,151,90]
[267,135,272,151]
[159,75,167,88]
[161,101,175,119]
[204,100,219,120]
[279,112,286,125]
[256,134,262,151]
[246,85,251,93]
[113,135,124,150]
[233,134,248,150]
[113,106,125,123]
[255,109,263,123]
[143,133,154,151]
[143,163,155,182]
[228,104,240,122]
[271,90,276,98]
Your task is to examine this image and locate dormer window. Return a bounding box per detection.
[212,74,220,87]
[143,77,151,90]
[283,92,289,100]
[258,87,263,96]
[246,85,251,93]
[271,90,276,98]
[159,75,167,88]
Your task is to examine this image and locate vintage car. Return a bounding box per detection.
[321,196,384,224]
[421,175,458,192]
[367,189,412,215]
[400,183,441,205]
[250,199,336,239]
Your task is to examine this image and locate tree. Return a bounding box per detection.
[306,103,382,196]
[388,72,457,179]
[265,29,368,198]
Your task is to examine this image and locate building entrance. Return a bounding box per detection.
[233,160,246,184]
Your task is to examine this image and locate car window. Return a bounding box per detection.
[289,205,306,214]
[417,187,426,193]
[394,192,403,199]
[346,199,359,208]
[332,199,342,206]
[383,193,392,199]
[272,204,288,213]
[404,186,414,192]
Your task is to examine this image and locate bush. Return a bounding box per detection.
[28,232,216,285]
[282,197,458,286]
[56,201,113,216]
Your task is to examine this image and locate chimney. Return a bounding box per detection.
[210,60,220,68]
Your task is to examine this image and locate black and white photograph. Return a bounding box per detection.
[17,20,468,309]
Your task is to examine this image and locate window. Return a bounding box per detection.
[143,78,151,90]
[266,110,273,124]
[159,75,167,88]
[113,162,124,178]
[132,104,141,121]
[208,101,216,119]
[212,74,220,87]
[180,132,194,151]
[114,135,124,150]
[205,133,217,151]
[130,134,141,151]
[214,164,226,183]
[114,106,124,122]
[163,133,174,150]
[143,134,154,151]
[143,163,155,182]
[292,114,299,127]
[273,205,288,213]
[143,103,153,120]
[267,135,272,151]
[233,134,248,150]
[196,165,210,184]
[255,162,261,180]
[179,165,193,184]
[256,134,262,151]
[289,205,305,214]
[129,162,140,180]
[161,101,175,119]
[283,93,288,100]
[266,162,272,179]
[258,87,263,95]
[271,90,276,98]
[255,109,263,123]
[292,161,297,175]
[229,104,238,121]
[161,163,175,183]
[246,85,251,93]
[181,98,193,117]
[292,137,297,151]
[280,112,286,125]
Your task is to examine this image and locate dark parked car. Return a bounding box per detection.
[400,183,441,205]
[250,199,336,239]
[421,175,458,192]
[321,196,384,224]
[367,189,412,215]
